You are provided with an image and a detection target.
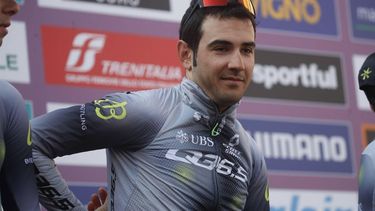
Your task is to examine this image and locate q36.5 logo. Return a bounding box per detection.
[94,99,127,120]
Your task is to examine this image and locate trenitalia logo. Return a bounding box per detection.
[240,117,353,175]
[66,33,106,73]
[42,25,183,90]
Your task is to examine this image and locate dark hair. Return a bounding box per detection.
[179,0,256,65]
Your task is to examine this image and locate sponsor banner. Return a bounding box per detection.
[349,0,375,41]
[67,0,170,11]
[37,0,189,22]
[67,186,357,210]
[240,117,353,175]
[46,102,106,167]
[246,49,345,105]
[42,25,183,91]
[0,21,30,84]
[252,0,338,37]
[361,124,375,149]
[353,54,372,111]
[16,0,24,5]
[270,189,357,211]
[25,100,33,120]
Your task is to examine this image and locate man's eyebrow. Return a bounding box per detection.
[243,41,256,48]
[207,40,256,48]
[207,40,232,48]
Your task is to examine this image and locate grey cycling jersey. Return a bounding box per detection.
[32,78,270,211]
[358,140,375,211]
[0,80,40,211]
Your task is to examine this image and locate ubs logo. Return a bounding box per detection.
[176,130,214,147]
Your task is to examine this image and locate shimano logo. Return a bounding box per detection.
[251,131,348,162]
[253,63,338,90]
[65,33,106,73]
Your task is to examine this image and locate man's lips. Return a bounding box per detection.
[221,76,244,82]
[0,22,11,37]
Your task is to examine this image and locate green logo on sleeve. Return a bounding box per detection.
[27,123,32,146]
[94,99,127,120]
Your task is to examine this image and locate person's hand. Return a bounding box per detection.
[87,187,108,211]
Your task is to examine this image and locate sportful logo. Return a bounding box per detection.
[65,33,106,73]
[246,49,345,105]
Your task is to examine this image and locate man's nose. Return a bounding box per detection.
[2,0,20,16]
[228,50,245,70]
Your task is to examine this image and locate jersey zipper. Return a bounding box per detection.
[212,136,220,210]
[211,113,223,210]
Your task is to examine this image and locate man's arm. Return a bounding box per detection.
[0,81,40,211]
[31,91,161,210]
[358,146,375,211]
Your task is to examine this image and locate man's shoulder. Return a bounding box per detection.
[363,141,375,155]
[0,80,24,108]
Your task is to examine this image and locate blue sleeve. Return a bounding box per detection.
[358,145,375,211]
[0,81,39,211]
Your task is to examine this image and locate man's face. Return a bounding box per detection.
[0,0,19,46]
[189,16,255,112]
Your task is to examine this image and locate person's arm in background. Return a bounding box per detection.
[0,81,40,211]
[358,142,375,211]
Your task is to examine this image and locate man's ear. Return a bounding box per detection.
[177,40,192,71]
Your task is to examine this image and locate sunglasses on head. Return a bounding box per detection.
[183,0,256,26]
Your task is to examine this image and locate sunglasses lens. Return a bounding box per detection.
[201,0,228,7]
[201,0,255,16]
[241,0,255,15]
